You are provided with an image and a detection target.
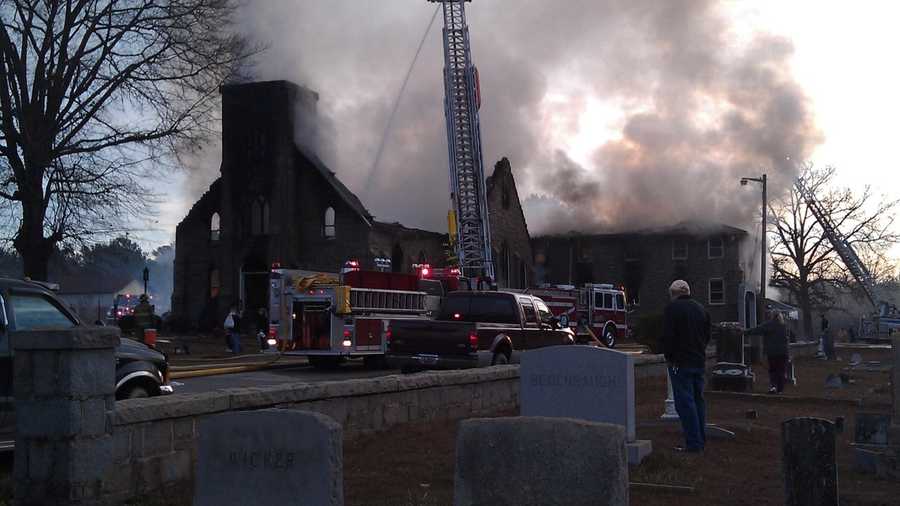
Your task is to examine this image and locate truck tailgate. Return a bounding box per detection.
[388,319,475,356]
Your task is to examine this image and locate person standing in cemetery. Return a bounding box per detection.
[661,279,711,453]
[745,312,790,394]
[820,313,834,359]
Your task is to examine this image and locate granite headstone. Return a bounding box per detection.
[714,322,745,364]
[855,413,891,446]
[454,417,628,506]
[194,409,343,506]
[520,345,651,463]
[782,417,838,506]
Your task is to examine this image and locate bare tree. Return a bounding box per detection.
[0,0,251,280]
[769,165,899,338]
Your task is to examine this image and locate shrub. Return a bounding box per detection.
[632,313,664,354]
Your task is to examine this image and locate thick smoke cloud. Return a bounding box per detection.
[181,0,820,237]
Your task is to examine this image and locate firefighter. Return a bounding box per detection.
[132,294,155,344]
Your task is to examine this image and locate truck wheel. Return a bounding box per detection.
[603,327,617,348]
[491,350,510,365]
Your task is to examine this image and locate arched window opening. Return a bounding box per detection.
[501,185,511,210]
[391,243,404,273]
[499,242,510,287]
[210,268,221,299]
[210,212,221,241]
[251,201,262,235]
[249,197,270,236]
[514,254,523,288]
[324,207,336,238]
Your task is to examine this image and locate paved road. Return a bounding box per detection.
[173,361,398,394]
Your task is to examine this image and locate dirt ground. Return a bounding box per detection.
[344,348,900,506]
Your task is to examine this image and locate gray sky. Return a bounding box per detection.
[144,0,898,253]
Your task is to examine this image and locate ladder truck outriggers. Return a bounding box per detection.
[796,179,900,337]
[268,266,435,368]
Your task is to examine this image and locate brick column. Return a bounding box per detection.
[13,327,120,505]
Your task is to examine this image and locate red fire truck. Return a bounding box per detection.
[524,284,628,348]
[268,267,433,368]
[414,265,627,348]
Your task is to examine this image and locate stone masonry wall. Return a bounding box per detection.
[486,158,534,289]
[106,366,520,502]
[106,355,671,502]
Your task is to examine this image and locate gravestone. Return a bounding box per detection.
[711,323,754,391]
[454,417,628,506]
[782,417,838,506]
[194,409,343,506]
[714,322,745,364]
[520,345,652,464]
[824,373,845,389]
[855,413,891,446]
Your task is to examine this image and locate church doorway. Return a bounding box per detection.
[240,258,270,329]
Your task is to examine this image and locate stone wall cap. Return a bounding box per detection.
[12,326,121,350]
[115,391,230,425]
[462,415,628,436]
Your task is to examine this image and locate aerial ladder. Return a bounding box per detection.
[429,0,495,283]
[795,179,897,334]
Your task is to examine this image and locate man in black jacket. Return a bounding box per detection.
[661,280,711,453]
[746,312,790,393]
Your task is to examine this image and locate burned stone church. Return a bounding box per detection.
[172,80,533,328]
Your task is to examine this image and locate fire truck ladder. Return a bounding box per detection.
[429,0,494,281]
[795,179,883,311]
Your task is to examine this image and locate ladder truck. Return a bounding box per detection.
[795,179,900,336]
[429,0,495,284]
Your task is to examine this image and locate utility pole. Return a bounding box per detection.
[760,173,767,316]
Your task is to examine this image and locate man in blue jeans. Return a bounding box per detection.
[661,280,711,453]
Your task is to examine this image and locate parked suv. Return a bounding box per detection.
[0,278,173,400]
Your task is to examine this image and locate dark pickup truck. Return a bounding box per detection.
[386,291,576,370]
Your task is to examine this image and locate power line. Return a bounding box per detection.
[363,5,441,198]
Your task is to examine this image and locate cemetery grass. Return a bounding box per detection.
[344,349,899,506]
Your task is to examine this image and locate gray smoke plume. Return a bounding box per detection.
[178,0,821,237]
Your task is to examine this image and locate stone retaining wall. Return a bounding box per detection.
[106,354,671,502]
[107,366,519,501]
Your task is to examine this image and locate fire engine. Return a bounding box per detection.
[414,264,628,348]
[525,284,628,348]
[268,266,433,368]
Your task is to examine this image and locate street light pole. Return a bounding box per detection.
[760,174,767,318]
